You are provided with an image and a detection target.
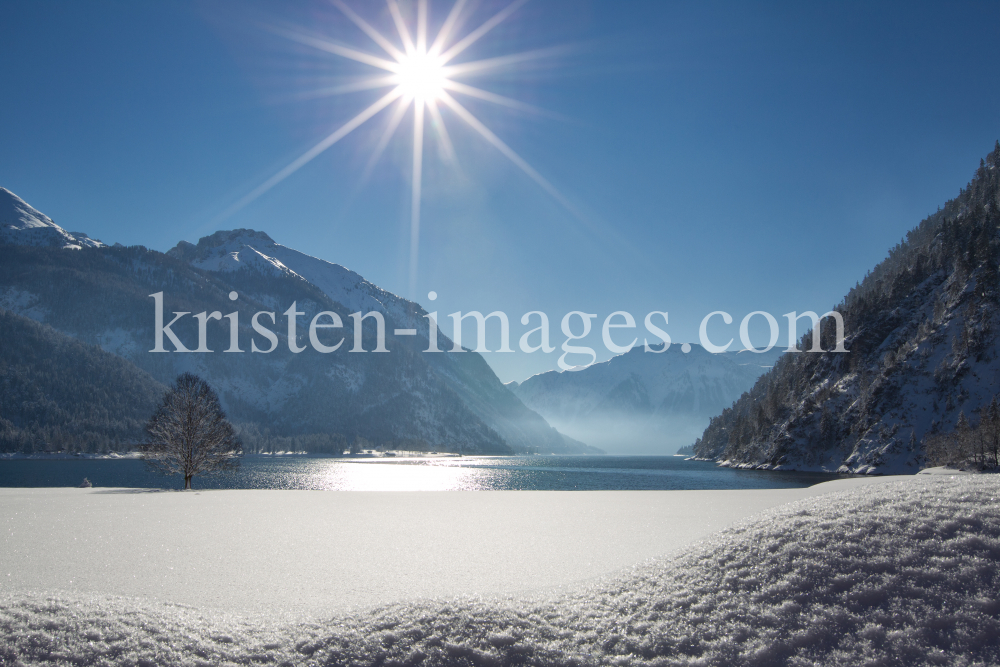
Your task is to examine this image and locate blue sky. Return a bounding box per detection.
[2,1,999,382]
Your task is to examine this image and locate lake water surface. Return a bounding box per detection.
[0,455,848,491]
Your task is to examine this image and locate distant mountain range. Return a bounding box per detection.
[0,188,594,455]
[694,142,1000,474]
[509,344,782,454]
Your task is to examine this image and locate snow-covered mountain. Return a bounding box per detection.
[694,142,1000,474]
[164,228,593,455]
[510,344,782,454]
[0,194,593,455]
[0,188,104,249]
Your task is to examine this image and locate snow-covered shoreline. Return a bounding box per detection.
[0,449,466,461]
[0,451,143,461]
[2,475,997,665]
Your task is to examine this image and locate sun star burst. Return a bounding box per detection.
[393,51,447,101]
[226,0,571,298]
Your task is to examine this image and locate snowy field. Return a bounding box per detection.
[2,475,998,665]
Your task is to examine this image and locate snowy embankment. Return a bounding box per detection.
[3,476,999,665]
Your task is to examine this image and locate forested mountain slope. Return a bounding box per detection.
[694,142,1000,473]
[0,308,166,452]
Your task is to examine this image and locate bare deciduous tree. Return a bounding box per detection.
[142,373,242,489]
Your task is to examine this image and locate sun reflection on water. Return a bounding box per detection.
[304,458,509,491]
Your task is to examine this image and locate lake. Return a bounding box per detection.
[0,455,848,490]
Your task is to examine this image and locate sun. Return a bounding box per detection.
[225,0,574,298]
[393,51,447,102]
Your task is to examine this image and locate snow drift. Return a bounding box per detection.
[2,475,998,666]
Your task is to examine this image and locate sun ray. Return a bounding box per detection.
[442,45,570,78]
[361,96,412,181]
[428,0,467,57]
[271,26,399,71]
[439,0,531,64]
[426,99,456,163]
[442,80,548,116]
[331,0,406,61]
[416,0,428,54]
[294,75,398,101]
[220,87,403,219]
[438,90,579,216]
[387,0,416,55]
[409,101,425,296]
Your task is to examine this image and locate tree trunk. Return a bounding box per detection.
[184,475,192,490]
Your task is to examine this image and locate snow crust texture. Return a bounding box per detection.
[2,476,999,666]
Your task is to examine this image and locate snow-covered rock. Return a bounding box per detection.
[66,231,107,249]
